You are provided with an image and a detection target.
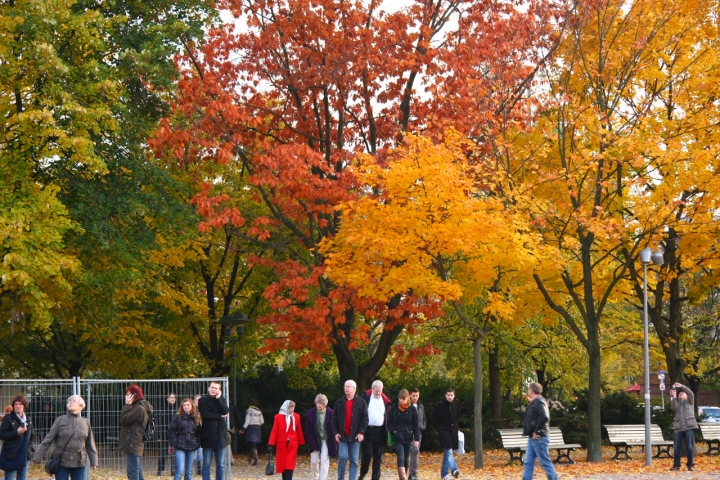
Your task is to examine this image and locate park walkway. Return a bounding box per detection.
[228,448,720,480]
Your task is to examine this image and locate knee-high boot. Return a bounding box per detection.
[251,448,259,465]
[398,467,407,480]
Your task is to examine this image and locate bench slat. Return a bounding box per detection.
[498,427,579,465]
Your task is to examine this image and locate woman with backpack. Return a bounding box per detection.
[168,398,202,480]
[119,385,154,480]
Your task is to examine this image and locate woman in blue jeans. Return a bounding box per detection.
[33,395,98,480]
[168,398,202,480]
[387,390,419,480]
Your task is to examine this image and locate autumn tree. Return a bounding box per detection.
[321,131,546,466]
[0,0,214,377]
[153,0,565,394]
[616,0,720,399]
[507,0,720,461]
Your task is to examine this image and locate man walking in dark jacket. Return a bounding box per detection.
[432,388,459,480]
[407,388,426,480]
[522,382,557,480]
[670,382,698,471]
[198,381,229,480]
[359,380,391,480]
[332,380,368,480]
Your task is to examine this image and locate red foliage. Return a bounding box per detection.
[151,0,568,384]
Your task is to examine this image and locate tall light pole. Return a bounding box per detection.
[639,247,664,467]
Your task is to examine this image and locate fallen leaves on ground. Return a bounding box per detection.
[26,447,720,479]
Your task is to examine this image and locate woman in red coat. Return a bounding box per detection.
[268,400,305,480]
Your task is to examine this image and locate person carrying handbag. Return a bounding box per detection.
[0,395,33,480]
[33,395,98,480]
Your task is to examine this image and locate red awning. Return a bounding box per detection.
[625,384,641,392]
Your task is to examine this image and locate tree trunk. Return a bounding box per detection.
[473,334,484,469]
[586,342,602,462]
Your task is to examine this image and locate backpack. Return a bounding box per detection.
[143,411,155,441]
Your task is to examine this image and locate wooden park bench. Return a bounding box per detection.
[699,423,720,455]
[498,427,581,464]
[604,424,674,460]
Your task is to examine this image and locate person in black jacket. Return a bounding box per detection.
[407,388,425,480]
[168,398,202,480]
[332,380,368,480]
[198,382,229,480]
[432,388,459,480]
[0,395,33,480]
[387,390,419,480]
[158,393,177,477]
[522,382,557,480]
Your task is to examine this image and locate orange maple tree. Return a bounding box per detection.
[150,0,565,388]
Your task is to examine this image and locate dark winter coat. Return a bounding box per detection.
[331,395,368,442]
[432,398,459,450]
[33,412,98,468]
[158,401,177,442]
[523,396,550,437]
[268,413,305,473]
[198,395,229,449]
[387,404,419,444]
[671,385,699,432]
[305,407,337,457]
[412,403,426,437]
[119,399,154,456]
[0,411,33,469]
[168,413,201,452]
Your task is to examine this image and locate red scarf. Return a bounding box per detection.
[398,401,409,412]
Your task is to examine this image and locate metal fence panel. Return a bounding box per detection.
[0,377,229,479]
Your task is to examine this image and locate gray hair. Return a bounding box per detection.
[529,382,543,395]
[372,380,384,389]
[344,380,357,390]
[314,394,328,405]
[67,395,86,409]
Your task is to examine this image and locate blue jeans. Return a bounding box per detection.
[175,449,197,480]
[4,461,28,480]
[440,449,458,478]
[394,443,411,468]
[127,453,146,480]
[337,438,360,480]
[673,430,695,468]
[522,436,557,480]
[202,435,226,480]
[55,466,86,480]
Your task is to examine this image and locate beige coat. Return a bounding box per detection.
[33,413,98,468]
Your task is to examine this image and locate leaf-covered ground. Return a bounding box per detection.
[27,447,720,479]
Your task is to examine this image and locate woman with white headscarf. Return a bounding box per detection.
[268,401,305,480]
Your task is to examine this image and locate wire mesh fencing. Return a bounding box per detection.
[0,377,229,479]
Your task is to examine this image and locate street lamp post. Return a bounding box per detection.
[639,247,664,467]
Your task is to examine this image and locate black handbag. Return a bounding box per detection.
[45,426,78,475]
[264,450,275,476]
[44,455,62,475]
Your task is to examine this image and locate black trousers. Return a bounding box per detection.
[360,426,385,480]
